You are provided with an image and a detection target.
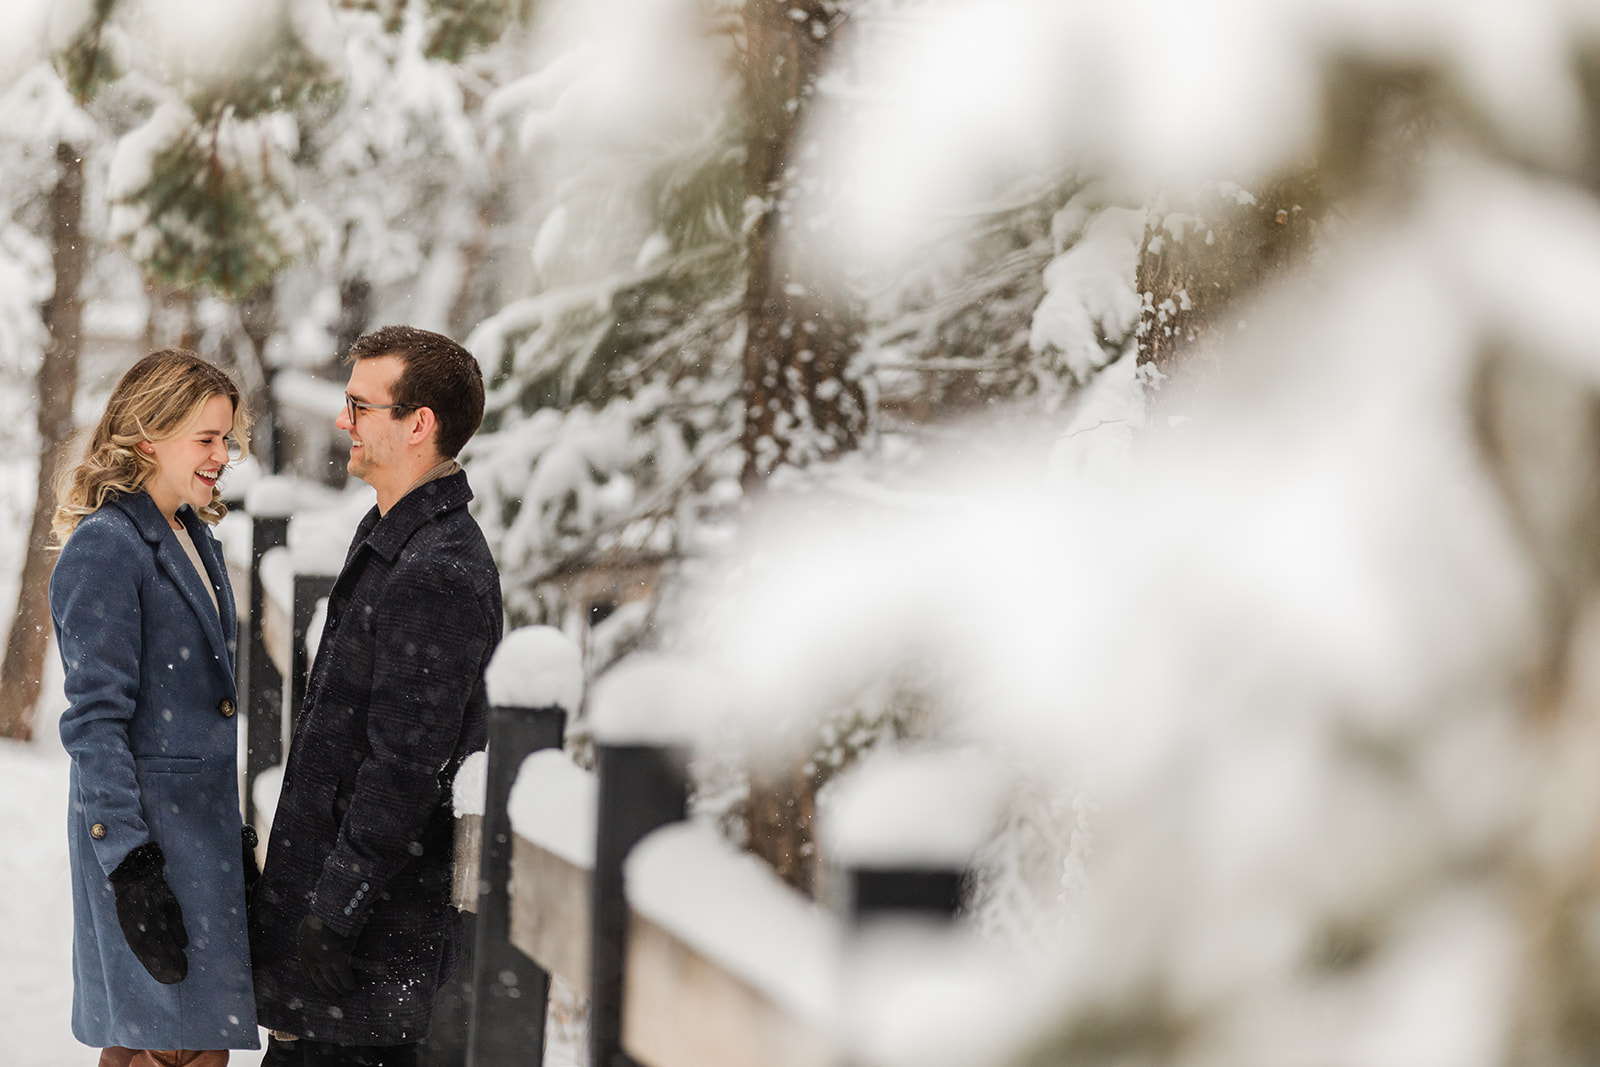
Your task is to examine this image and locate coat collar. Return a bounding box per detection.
[110,490,237,681]
[356,469,474,563]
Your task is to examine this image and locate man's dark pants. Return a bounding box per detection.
[262,1035,418,1067]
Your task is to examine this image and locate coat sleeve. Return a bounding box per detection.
[52,516,152,874]
[309,555,495,935]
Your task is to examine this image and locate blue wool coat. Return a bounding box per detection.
[51,492,258,1051]
[250,471,500,1045]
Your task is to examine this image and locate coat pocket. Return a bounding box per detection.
[133,755,203,774]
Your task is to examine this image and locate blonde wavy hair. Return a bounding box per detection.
[53,349,252,545]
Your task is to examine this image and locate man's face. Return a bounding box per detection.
[336,354,409,486]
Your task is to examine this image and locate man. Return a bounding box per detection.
[251,326,503,1067]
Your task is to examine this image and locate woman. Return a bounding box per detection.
[51,350,261,1066]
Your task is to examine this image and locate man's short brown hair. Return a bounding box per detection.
[347,325,485,458]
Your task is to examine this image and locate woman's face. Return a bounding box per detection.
[144,393,235,522]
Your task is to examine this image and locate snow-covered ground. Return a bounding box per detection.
[0,736,79,1066]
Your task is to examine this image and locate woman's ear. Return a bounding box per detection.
[139,443,154,454]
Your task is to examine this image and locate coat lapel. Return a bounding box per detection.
[113,493,236,683]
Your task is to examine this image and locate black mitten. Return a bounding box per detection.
[108,842,189,984]
[297,914,358,999]
[242,825,261,897]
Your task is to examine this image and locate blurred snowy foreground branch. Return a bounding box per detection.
[663,0,1600,1061]
[683,164,1600,1065]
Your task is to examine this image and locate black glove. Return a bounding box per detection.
[242,825,261,898]
[108,843,189,984]
[297,914,358,999]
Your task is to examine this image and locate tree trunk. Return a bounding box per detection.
[739,0,866,491]
[0,142,88,741]
[736,0,867,885]
[144,281,200,353]
[1135,174,1322,380]
[336,274,373,358]
[742,760,822,896]
[237,280,283,473]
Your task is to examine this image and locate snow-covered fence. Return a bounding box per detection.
[239,487,288,829]
[457,626,584,1063]
[461,656,1013,1067]
[234,476,367,835]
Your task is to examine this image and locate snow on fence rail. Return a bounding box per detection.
[508,748,595,993]
[623,821,838,1067]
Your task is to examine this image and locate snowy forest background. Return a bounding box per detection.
[7,0,1600,1064]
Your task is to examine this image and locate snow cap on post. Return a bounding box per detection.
[588,654,726,746]
[288,510,358,577]
[819,748,1005,871]
[486,625,584,712]
[452,749,489,818]
[244,474,301,518]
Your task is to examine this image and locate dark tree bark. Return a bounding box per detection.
[739,0,867,491]
[236,280,284,472]
[143,281,200,352]
[336,274,372,357]
[0,143,88,740]
[741,761,822,896]
[1135,174,1323,379]
[735,0,869,885]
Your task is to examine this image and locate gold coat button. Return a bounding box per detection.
[90,823,107,840]
[219,698,236,718]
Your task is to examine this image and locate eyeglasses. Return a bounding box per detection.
[345,395,410,425]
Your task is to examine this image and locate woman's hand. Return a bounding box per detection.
[108,843,189,984]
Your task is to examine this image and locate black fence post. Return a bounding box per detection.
[844,865,965,924]
[460,704,569,1067]
[288,572,336,734]
[588,742,689,1067]
[243,511,287,827]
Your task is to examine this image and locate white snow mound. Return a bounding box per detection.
[588,654,727,745]
[486,626,584,711]
[820,749,1005,869]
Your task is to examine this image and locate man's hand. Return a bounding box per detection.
[296,914,358,999]
[241,825,261,901]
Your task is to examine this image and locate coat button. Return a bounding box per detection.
[218,698,236,718]
[90,823,107,839]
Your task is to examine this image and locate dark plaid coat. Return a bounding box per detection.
[250,471,501,1045]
